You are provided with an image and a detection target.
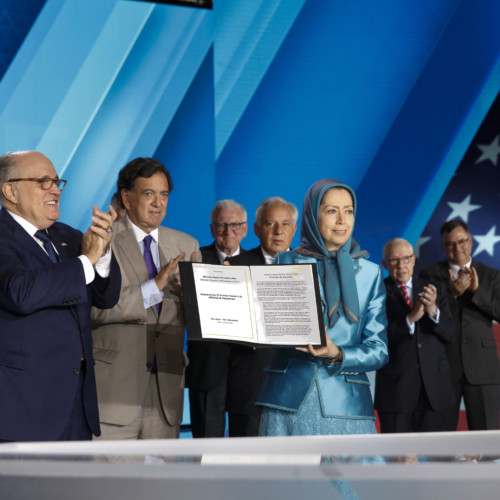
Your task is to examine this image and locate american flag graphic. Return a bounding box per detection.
[414,91,500,431]
[416,91,500,271]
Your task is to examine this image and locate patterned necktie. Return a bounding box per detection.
[35,230,61,263]
[400,284,413,308]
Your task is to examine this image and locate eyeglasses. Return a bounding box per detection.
[7,177,68,191]
[386,255,414,266]
[212,222,247,233]
[443,237,469,248]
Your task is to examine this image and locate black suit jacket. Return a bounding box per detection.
[374,276,456,413]
[229,245,266,266]
[420,260,500,385]
[185,242,246,393]
[0,209,121,441]
[224,246,277,414]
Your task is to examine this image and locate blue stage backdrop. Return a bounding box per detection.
[1,0,500,434]
[0,0,499,265]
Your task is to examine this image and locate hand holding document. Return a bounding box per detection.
[179,263,325,348]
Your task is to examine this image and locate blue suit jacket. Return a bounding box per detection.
[0,209,121,441]
[256,251,388,420]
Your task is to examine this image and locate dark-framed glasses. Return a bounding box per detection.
[387,254,414,266]
[443,237,469,248]
[7,177,68,191]
[212,222,247,233]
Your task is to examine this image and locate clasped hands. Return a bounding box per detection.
[448,267,478,298]
[407,284,438,323]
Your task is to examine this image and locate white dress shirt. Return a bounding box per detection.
[126,216,163,310]
[7,209,111,284]
[216,245,242,264]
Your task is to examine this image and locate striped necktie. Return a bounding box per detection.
[400,284,412,308]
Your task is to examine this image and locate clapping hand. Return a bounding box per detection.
[82,205,117,264]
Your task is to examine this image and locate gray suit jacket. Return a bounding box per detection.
[91,217,200,426]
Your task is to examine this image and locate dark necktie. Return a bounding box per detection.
[143,235,158,280]
[35,230,61,263]
[143,235,162,314]
[400,284,413,308]
[143,235,160,372]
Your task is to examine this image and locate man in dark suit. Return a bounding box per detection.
[186,199,248,437]
[0,150,121,442]
[375,238,456,432]
[421,219,500,431]
[227,197,298,436]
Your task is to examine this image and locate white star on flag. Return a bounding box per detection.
[414,236,431,259]
[446,194,481,222]
[472,226,500,257]
[475,135,500,165]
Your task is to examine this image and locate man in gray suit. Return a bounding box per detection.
[92,158,200,439]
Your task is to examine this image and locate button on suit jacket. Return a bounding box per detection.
[185,242,247,393]
[0,208,121,441]
[374,276,456,414]
[91,216,201,427]
[420,260,500,385]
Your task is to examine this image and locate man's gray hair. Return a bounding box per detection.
[210,199,247,223]
[0,152,19,204]
[382,237,413,260]
[255,197,298,228]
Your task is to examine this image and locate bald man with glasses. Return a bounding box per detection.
[0,151,121,442]
[375,238,456,433]
[421,219,500,431]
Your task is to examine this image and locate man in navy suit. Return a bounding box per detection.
[0,150,121,442]
[375,238,456,432]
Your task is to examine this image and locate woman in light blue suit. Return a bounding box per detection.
[257,179,388,436]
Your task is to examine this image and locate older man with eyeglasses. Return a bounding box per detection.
[374,237,456,433]
[421,219,500,431]
[0,150,121,442]
[186,199,250,437]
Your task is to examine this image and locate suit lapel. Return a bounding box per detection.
[157,227,174,268]
[47,226,74,262]
[386,277,410,309]
[412,277,425,303]
[114,218,150,283]
[252,246,266,265]
[203,242,219,264]
[0,209,58,266]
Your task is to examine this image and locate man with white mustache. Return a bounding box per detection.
[0,150,121,442]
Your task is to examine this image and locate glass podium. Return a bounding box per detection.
[1,431,499,500]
